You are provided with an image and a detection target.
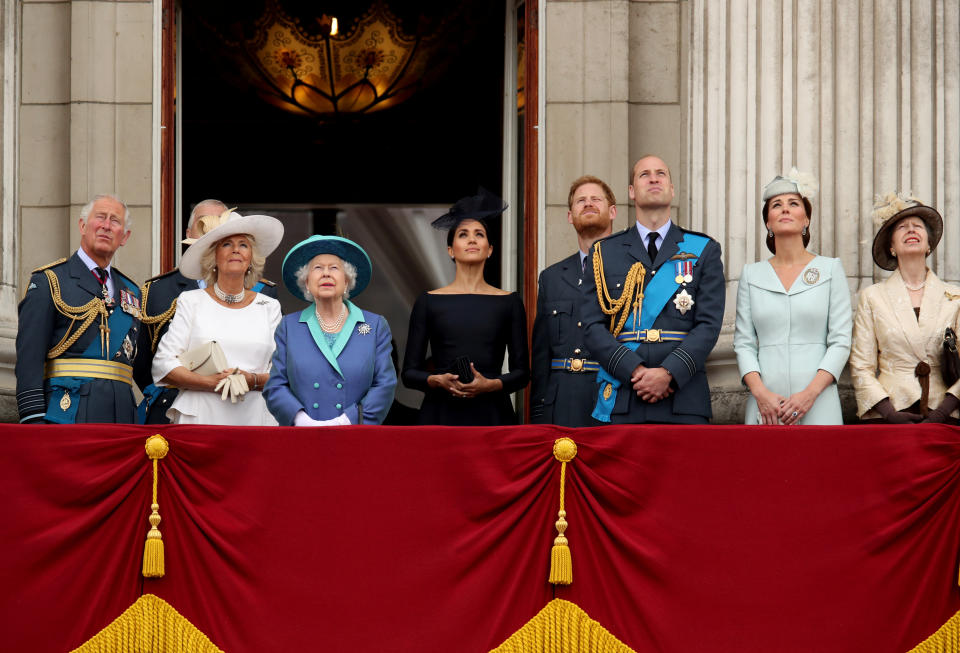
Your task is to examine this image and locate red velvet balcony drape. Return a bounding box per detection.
[1,424,958,652]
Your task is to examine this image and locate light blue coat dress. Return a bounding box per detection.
[264,300,397,425]
[734,256,852,425]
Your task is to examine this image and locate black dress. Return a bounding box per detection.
[402,292,529,425]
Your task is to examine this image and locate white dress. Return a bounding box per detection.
[152,289,281,425]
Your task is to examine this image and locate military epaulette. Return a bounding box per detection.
[678,226,719,243]
[111,267,138,287]
[144,269,179,284]
[31,258,67,274]
[258,278,277,287]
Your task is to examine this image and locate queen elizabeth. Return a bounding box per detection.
[263,235,397,426]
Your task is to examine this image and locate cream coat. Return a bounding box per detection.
[850,270,960,418]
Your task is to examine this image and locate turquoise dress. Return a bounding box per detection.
[734,256,852,425]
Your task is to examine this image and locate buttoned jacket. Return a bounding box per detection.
[850,270,960,418]
[15,252,141,423]
[734,256,852,424]
[580,223,725,423]
[531,252,599,426]
[264,302,397,425]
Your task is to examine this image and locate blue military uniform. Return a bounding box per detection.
[530,252,602,427]
[16,252,142,423]
[581,223,725,424]
[135,268,278,423]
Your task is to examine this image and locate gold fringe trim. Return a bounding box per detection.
[139,280,179,353]
[143,435,169,578]
[592,241,645,336]
[44,269,110,358]
[490,599,634,653]
[907,609,960,653]
[549,438,577,585]
[70,594,223,653]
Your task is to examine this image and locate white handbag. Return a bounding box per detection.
[177,341,228,376]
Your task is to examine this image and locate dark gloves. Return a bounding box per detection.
[922,393,960,424]
[873,398,922,424]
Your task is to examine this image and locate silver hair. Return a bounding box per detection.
[295,257,358,302]
[80,194,132,233]
[188,199,228,231]
[200,234,267,290]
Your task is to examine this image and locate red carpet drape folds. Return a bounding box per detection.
[1,424,958,652]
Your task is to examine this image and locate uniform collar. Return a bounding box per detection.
[76,247,115,298]
[635,219,672,246]
[76,246,112,276]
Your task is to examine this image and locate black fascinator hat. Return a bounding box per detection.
[431,187,508,232]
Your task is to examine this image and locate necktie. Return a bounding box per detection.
[94,267,112,304]
[647,233,659,264]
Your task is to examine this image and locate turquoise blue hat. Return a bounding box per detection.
[281,235,372,300]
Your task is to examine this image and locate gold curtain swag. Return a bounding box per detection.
[907,609,960,652]
[70,594,223,653]
[490,599,635,653]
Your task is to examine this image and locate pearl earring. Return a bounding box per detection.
[890,249,897,257]
[767,229,773,239]
[801,226,808,236]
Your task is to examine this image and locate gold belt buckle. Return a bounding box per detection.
[645,329,662,342]
[569,358,584,372]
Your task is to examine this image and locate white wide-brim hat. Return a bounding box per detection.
[179,211,284,280]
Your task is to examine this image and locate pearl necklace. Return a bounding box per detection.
[316,304,347,333]
[214,282,244,304]
[903,279,926,291]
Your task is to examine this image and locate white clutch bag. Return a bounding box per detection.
[178,341,228,376]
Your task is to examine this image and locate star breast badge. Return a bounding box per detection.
[673,289,695,315]
[357,323,372,335]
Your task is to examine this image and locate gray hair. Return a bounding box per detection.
[80,194,132,234]
[295,257,358,302]
[200,234,267,290]
[188,199,228,232]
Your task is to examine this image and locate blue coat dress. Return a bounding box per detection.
[264,300,397,425]
[734,256,852,425]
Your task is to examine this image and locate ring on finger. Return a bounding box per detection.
[791,410,799,418]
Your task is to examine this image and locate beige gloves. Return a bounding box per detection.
[215,369,249,403]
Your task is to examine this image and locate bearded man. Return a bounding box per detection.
[530,175,618,426]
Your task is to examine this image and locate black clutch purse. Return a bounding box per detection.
[452,356,474,383]
[943,327,960,387]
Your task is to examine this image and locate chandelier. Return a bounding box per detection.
[216,0,449,119]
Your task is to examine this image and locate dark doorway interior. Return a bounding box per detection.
[180,0,505,212]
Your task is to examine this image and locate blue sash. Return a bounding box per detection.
[136,383,167,424]
[46,277,139,424]
[592,233,709,422]
[252,281,266,293]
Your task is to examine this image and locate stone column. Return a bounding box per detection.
[0,0,20,421]
[688,0,960,422]
[69,0,153,282]
[542,0,632,265]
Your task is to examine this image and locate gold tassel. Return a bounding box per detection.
[142,435,169,578]
[549,437,577,585]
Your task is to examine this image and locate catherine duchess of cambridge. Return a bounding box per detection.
[734,170,852,425]
[850,194,960,423]
[151,211,284,425]
[263,235,397,426]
